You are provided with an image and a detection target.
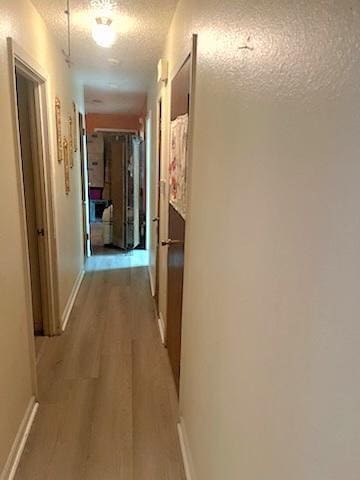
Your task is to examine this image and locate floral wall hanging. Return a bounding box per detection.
[169,113,189,219]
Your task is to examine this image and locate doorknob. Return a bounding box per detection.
[152,217,160,222]
[37,228,45,237]
[161,239,183,246]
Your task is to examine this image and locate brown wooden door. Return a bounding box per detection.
[16,73,45,334]
[154,98,162,312]
[166,55,192,394]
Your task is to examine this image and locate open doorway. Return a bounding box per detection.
[86,130,146,256]
[11,49,60,355]
[16,71,46,339]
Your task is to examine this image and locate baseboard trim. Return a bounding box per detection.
[178,417,197,480]
[61,269,85,331]
[148,266,155,297]
[1,397,39,480]
[158,313,165,345]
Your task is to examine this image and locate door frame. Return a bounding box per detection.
[79,112,91,257]
[153,97,162,313]
[7,38,61,349]
[87,129,141,253]
[163,34,198,393]
[145,112,152,255]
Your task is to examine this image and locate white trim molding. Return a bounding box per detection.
[1,398,39,480]
[8,36,64,338]
[148,265,155,297]
[61,269,85,331]
[158,313,166,345]
[178,417,197,480]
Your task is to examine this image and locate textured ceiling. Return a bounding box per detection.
[31,0,178,114]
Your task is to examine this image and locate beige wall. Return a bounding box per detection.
[148,1,360,478]
[0,0,84,472]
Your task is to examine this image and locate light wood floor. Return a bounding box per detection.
[15,254,185,480]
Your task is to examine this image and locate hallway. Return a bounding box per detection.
[15,255,185,479]
[2,1,360,478]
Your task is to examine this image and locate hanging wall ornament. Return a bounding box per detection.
[55,97,62,162]
[68,115,74,168]
[72,101,78,153]
[63,137,70,194]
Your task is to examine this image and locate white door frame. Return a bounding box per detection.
[154,96,162,303]
[145,112,152,254]
[7,39,61,366]
[79,113,91,257]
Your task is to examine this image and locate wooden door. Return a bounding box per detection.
[16,73,45,334]
[154,99,162,312]
[165,54,192,394]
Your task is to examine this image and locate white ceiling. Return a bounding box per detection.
[31,0,178,114]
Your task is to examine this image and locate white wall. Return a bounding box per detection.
[0,0,84,472]
[148,1,360,478]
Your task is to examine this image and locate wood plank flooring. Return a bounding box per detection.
[15,253,185,480]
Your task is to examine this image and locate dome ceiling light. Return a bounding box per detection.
[92,17,116,48]
[90,0,118,48]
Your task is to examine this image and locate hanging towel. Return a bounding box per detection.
[169,113,189,219]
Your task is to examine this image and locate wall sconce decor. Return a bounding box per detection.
[55,97,62,162]
[73,101,78,153]
[68,115,74,168]
[63,137,70,194]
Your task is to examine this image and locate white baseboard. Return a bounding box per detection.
[158,312,166,345]
[178,417,197,480]
[148,266,155,297]
[61,269,85,331]
[1,397,39,480]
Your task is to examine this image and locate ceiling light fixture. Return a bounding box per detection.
[92,17,116,48]
[108,57,120,65]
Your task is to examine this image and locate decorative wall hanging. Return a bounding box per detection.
[55,97,62,163]
[169,113,189,219]
[68,115,74,168]
[63,137,70,194]
[72,101,78,153]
